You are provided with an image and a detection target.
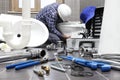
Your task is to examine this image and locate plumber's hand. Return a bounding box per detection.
[62,34,71,39]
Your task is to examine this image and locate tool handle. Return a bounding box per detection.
[6,60,34,69]
[60,56,111,72]
[15,61,40,70]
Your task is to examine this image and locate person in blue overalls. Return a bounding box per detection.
[36,3,72,46]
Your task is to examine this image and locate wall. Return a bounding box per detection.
[65,0,105,21]
[65,0,80,21]
[0,0,9,14]
[0,0,36,18]
[80,0,105,12]
[0,0,105,20]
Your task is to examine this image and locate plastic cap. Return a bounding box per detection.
[58,4,71,21]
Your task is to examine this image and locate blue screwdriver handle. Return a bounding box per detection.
[6,60,34,69]
[15,61,40,70]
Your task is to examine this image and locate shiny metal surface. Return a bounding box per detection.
[0,49,120,80]
[0,48,46,63]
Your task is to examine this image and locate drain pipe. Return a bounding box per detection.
[1,0,31,49]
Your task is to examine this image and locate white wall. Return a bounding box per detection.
[65,0,105,21]
[65,0,80,21]
[80,0,104,12]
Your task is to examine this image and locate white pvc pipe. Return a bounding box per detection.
[98,0,120,54]
[0,14,31,49]
[0,0,49,49]
[22,0,31,19]
[0,0,32,49]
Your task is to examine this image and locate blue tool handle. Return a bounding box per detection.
[86,62,98,70]
[60,56,73,61]
[15,61,40,70]
[6,60,34,69]
[100,64,111,72]
[60,56,111,72]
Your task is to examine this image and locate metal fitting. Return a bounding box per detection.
[41,66,50,74]
[33,68,44,77]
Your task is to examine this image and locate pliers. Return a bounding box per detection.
[6,58,55,70]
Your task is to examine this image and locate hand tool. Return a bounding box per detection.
[92,54,120,59]
[92,58,120,71]
[6,58,55,70]
[50,63,66,72]
[60,55,111,72]
[92,54,120,71]
[0,48,46,63]
[111,65,120,71]
[54,53,71,80]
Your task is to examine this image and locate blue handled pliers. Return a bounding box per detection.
[60,55,111,72]
[6,58,55,70]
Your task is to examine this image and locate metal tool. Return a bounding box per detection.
[92,54,120,59]
[54,53,71,80]
[92,54,120,71]
[60,55,111,72]
[6,58,55,70]
[111,65,120,71]
[50,63,66,72]
[92,58,120,71]
[0,48,46,63]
